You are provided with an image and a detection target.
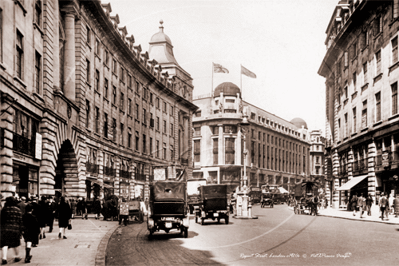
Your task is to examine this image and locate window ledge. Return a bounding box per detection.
[361,83,369,93]
[33,22,44,36]
[351,91,358,101]
[13,76,27,88]
[86,82,91,88]
[361,127,368,132]
[119,110,125,115]
[103,63,109,69]
[95,53,101,61]
[389,60,399,73]
[373,120,383,127]
[343,98,349,105]
[388,113,399,121]
[0,62,6,70]
[86,42,92,50]
[86,128,92,133]
[103,97,109,103]
[135,119,140,123]
[351,132,358,137]
[33,92,44,102]
[15,0,27,16]
[373,73,383,83]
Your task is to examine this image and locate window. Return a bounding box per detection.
[34,0,42,27]
[95,106,99,133]
[143,134,146,154]
[150,137,153,157]
[135,103,139,120]
[113,58,117,73]
[213,138,218,165]
[120,123,124,145]
[104,113,108,138]
[136,80,140,94]
[374,15,382,36]
[104,50,109,66]
[375,92,381,122]
[112,86,117,105]
[353,107,356,133]
[86,26,91,44]
[363,62,368,84]
[128,128,132,148]
[163,101,167,113]
[120,92,124,110]
[224,125,237,133]
[156,117,160,131]
[135,131,139,151]
[86,59,90,83]
[163,120,167,133]
[344,51,348,68]
[156,97,160,109]
[95,69,99,91]
[353,72,356,89]
[16,30,24,79]
[392,82,398,115]
[362,100,367,128]
[338,119,341,140]
[163,143,167,160]
[95,39,100,55]
[112,118,117,142]
[34,51,41,94]
[194,140,201,163]
[128,99,132,116]
[376,50,381,74]
[120,66,125,83]
[344,86,348,99]
[104,78,108,98]
[170,105,174,115]
[127,74,132,89]
[170,123,174,135]
[392,36,398,64]
[170,145,174,161]
[143,108,146,124]
[225,138,235,164]
[156,140,159,158]
[150,93,153,104]
[85,100,90,128]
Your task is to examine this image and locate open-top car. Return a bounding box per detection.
[147,181,189,238]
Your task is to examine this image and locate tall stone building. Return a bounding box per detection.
[319,0,399,208]
[309,130,327,200]
[192,82,310,194]
[0,0,197,201]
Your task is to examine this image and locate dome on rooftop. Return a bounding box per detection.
[214,82,241,97]
[290,117,308,129]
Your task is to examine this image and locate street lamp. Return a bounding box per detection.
[234,106,257,219]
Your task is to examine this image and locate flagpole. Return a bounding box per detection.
[240,64,243,100]
[211,62,214,97]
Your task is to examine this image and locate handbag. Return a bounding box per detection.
[68,219,72,230]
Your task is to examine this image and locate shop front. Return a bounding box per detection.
[12,161,39,199]
[337,175,368,209]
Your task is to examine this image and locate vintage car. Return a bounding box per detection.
[260,192,274,208]
[147,181,189,238]
[195,184,229,225]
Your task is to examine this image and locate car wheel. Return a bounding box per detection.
[225,216,229,224]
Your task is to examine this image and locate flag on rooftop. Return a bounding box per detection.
[241,65,257,78]
[213,63,229,73]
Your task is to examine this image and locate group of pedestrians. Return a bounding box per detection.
[377,193,399,221]
[0,195,72,265]
[350,193,373,218]
[350,192,399,220]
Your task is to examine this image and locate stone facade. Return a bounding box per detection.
[0,0,197,202]
[319,0,399,208]
[192,82,310,195]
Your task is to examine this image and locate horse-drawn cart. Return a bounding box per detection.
[293,181,320,216]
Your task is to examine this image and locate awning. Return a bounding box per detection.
[336,175,368,191]
[87,178,114,189]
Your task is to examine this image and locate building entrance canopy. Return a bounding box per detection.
[336,175,368,191]
[87,177,114,189]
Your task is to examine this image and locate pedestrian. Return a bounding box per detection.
[70,198,77,219]
[76,198,83,217]
[56,196,72,239]
[47,196,57,233]
[393,194,399,218]
[351,194,358,216]
[379,193,389,221]
[366,194,373,216]
[22,204,40,263]
[81,198,88,219]
[1,197,23,264]
[37,196,49,239]
[119,198,129,226]
[17,196,27,216]
[388,193,395,215]
[93,197,102,220]
[357,193,365,218]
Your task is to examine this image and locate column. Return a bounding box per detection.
[63,11,76,101]
[368,141,376,202]
[218,124,223,165]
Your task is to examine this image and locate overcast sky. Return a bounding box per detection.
[107,0,338,134]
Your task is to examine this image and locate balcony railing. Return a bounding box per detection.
[135,173,146,181]
[13,132,35,157]
[104,166,116,177]
[86,162,99,176]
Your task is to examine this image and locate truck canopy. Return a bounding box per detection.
[150,181,186,202]
[199,184,227,200]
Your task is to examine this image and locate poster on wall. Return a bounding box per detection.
[154,168,166,181]
[35,133,42,160]
[134,185,143,198]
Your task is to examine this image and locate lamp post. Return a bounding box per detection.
[234,106,257,219]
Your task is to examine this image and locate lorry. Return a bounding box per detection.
[147,181,189,238]
[187,178,207,214]
[195,184,229,225]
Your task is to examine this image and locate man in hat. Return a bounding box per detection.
[379,192,389,221]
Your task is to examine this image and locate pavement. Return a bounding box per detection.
[3,214,119,266]
[4,206,399,266]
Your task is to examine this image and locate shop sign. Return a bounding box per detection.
[154,168,166,181]
[382,151,390,167]
[35,133,42,160]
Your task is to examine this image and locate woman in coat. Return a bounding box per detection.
[93,198,102,220]
[56,196,72,239]
[1,197,23,264]
[22,204,40,263]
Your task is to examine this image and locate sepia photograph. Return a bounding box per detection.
[0,0,398,265]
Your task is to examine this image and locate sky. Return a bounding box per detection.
[107,0,339,134]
